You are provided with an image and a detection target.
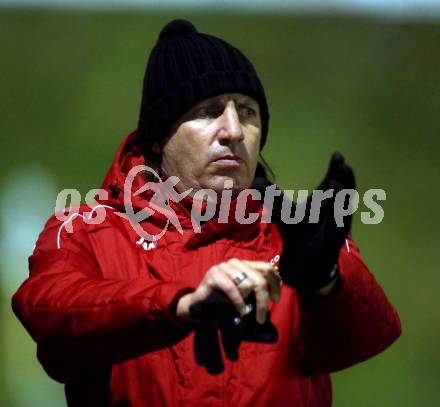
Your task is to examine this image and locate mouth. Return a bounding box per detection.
[211,155,242,168]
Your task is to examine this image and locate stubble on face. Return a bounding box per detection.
[159,93,262,196]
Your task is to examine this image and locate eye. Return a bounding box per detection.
[197,105,222,118]
[240,106,257,119]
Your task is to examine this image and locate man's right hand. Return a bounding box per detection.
[176,259,280,374]
[176,259,281,325]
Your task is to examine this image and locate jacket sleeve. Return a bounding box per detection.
[296,237,402,373]
[11,210,195,382]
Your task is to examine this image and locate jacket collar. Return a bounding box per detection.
[99,129,265,245]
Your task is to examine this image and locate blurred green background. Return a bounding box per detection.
[1,5,439,407]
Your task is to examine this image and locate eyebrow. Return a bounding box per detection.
[208,94,257,105]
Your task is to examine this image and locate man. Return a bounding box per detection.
[12,19,401,406]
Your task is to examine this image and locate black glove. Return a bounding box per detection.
[253,152,356,292]
[190,291,278,374]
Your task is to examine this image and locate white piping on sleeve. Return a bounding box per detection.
[87,204,114,217]
[345,238,350,253]
[57,213,86,249]
[56,205,115,249]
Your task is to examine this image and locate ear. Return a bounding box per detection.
[152,142,162,154]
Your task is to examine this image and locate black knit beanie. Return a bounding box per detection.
[138,19,269,158]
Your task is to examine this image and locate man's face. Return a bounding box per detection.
[158,93,262,195]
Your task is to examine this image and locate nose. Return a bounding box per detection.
[216,101,244,144]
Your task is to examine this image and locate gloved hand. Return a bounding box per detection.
[190,290,278,374]
[252,152,356,292]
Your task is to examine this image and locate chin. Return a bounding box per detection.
[210,178,251,194]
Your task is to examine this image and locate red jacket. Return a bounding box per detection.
[12,130,401,406]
